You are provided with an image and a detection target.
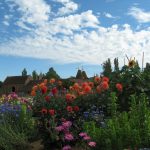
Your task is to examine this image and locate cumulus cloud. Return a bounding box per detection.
[7,0,51,28]
[0,0,150,67]
[103,12,116,19]
[55,0,78,16]
[128,7,150,23]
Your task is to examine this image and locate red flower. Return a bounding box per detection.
[116,83,123,92]
[94,76,101,83]
[45,96,50,102]
[88,82,94,88]
[67,106,73,112]
[52,87,58,95]
[102,76,109,83]
[41,86,47,94]
[73,106,79,112]
[66,93,76,103]
[41,108,47,114]
[84,85,91,93]
[101,81,109,90]
[49,109,55,116]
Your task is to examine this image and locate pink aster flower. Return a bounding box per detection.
[62,145,71,150]
[64,133,74,141]
[79,132,87,137]
[55,125,64,132]
[88,141,96,147]
[83,136,91,140]
[62,121,72,129]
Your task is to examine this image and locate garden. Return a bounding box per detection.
[0,59,150,150]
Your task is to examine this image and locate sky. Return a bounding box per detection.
[0,0,150,81]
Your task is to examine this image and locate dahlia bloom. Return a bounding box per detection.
[62,145,71,150]
[88,141,96,147]
[64,133,74,141]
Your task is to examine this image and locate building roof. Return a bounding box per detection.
[3,75,31,85]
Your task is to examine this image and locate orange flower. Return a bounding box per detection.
[101,81,109,90]
[39,83,45,89]
[69,86,73,91]
[116,83,123,92]
[73,83,79,91]
[78,91,85,96]
[50,78,55,84]
[41,86,47,94]
[32,85,38,91]
[66,93,76,103]
[84,85,91,93]
[94,76,101,83]
[82,82,88,88]
[102,77,109,83]
[88,82,94,88]
[44,79,48,85]
[31,90,36,96]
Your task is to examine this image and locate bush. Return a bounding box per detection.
[83,93,150,150]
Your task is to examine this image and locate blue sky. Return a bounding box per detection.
[0,0,150,81]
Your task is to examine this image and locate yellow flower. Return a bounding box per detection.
[128,60,136,68]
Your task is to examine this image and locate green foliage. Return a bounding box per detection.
[32,70,38,80]
[0,121,30,150]
[102,58,112,77]
[83,93,150,150]
[76,69,83,79]
[22,68,27,76]
[114,58,119,72]
[45,67,60,79]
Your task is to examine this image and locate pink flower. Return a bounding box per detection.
[62,121,72,129]
[83,136,91,140]
[62,145,71,150]
[88,141,96,147]
[79,132,87,137]
[65,133,74,141]
[55,126,64,132]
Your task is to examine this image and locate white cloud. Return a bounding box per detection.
[7,0,51,27]
[128,7,150,23]
[1,24,150,67]
[3,21,9,26]
[104,12,116,18]
[55,0,78,16]
[0,0,150,68]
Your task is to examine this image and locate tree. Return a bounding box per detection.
[0,81,2,88]
[82,71,88,79]
[102,58,112,77]
[45,67,60,79]
[114,58,119,72]
[22,68,27,76]
[32,70,38,80]
[76,69,83,79]
[144,63,150,73]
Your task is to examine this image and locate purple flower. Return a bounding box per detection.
[83,136,91,140]
[88,141,96,147]
[62,145,71,150]
[62,121,72,129]
[79,132,87,137]
[64,133,74,141]
[55,125,64,132]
